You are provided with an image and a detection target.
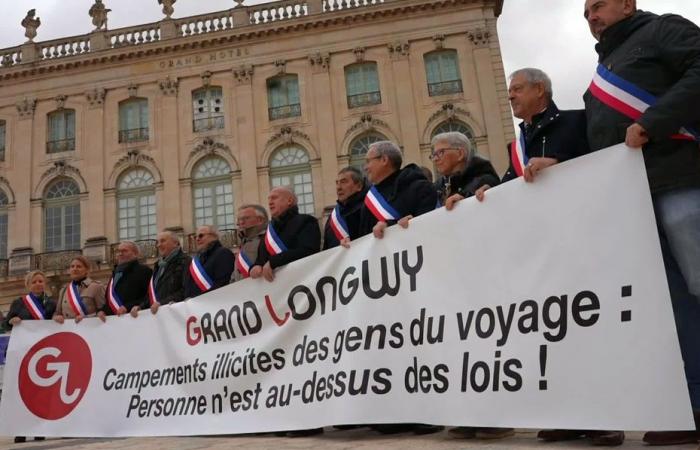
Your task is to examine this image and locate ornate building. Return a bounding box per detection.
[0,0,511,307]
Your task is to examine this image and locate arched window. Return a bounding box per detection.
[192,87,225,132]
[424,50,463,97]
[0,190,8,258]
[118,98,149,143]
[117,168,156,241]
[345,63,381,108]
[0,120,6,161]
[192,158,234,229]
[269,146,315,215]
[44,179,81,251]
[47,109,76,153]
[267,75,301,121]
[432,120,476,148]
[349,132,387,169]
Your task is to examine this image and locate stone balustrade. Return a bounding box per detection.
[107,23,162,49]
[0,47,22,67]
[39,36,91,60]
[175,10,236,37]
[248,0,308,25]
[324,0,384,12]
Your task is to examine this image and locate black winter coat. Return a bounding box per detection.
[435,155,500,204]
[584,11,700,193]
[183,240,234,299]
[358,163,437,236]
[323,188,367,250]
[140,248,191,308]
[102,259,153,315]
[502,102,589,183]
[3,294,56,329]
[255,205,321,269]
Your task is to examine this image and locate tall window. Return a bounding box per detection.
[117,169,156,241]
[47,109,76,153]
[193,87,225,132]
[349,133,386,168]
[432,121,475,148]
[0,190,8,259]
[0,120,6,161]
[119,98,149,143]
[345,63,381,108]
[424,50,463,97]
[267,75,301,121]
[44,179,81,252]
[192,158,234,230]
[269,146,314,215]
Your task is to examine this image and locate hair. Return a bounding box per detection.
[71,256,92,273]
[271,185,298,205]
[431,131,473,159]
[510,67,553,100]
[369,141,403,170]
[24,270,47,291]
[338,166,366,189]
[119,240,141,256]
[198,224,219,238]
[157,230,181,246]
[238,204,269,222]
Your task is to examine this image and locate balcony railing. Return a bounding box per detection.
[268,104,301,121]
[118,128,150,144]
[109,239,159,265]
[324,0,384,11]
[46,138,76,154]
[34,250,83,273]
[185,229,239,255]
[428,79,463,97]
[193,116,226,133]
[0,147,4,162]
[347,91,381,109]
[0,259,8,278]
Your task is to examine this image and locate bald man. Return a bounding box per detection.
[250,186,321,282]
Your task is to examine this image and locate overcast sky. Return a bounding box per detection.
[0,0,698,111]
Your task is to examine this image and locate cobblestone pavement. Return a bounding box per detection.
[0,430,697,450]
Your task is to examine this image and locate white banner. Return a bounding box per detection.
[0,145,693,437]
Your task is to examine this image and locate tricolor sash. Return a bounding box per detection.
[589,64,700,142]
[22,293,46,320]
[106,277,125,314]
[189,256,214,293]
[364,186,400,222]
[265,223,288,256]
[147,275,158,306]
[329,204,350,241]
[236,250,253,278]
[510,131,528,178]
[66,281,89,317]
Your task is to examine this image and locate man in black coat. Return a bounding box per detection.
[183,225,235,299]
[583,1,700,445]
[358,141,437,240]
[323,166,367,250]
[98,241,152,319]
[250,186,321,282]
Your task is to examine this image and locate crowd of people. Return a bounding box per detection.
[2,0,699,446]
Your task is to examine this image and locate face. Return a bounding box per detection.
[28,274,46,295]
[432,141,467,176]
[584,0,635,40]
[508,73,546,120]
[237,207,265,231]
[195,226,217,251]
[268,188,295,219]
[115,243,138,264]
[364,147,392,185]
[69,259,89,281]
[336,172,363,203]
[156,233,179,258]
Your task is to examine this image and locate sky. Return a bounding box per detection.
[0,0,699,111]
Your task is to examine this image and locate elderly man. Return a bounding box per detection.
[98,241,152,320]
[250,186,321,282]
[358,141,437,239]
[183,225,234,299]
[431,131,499,211]
[583,0,700,446]
[323,166,367,250]
[232,204,268,282]
[130,231,190,317]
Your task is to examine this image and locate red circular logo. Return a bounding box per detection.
[18,332,92,420]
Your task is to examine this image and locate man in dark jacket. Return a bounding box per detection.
[183,225,234,299]
[250,186,321,282]
[583,1,700,445]
[99,241,152,319]
[231,204,268,282]
[323,166,367,250]
[358,141,437,239]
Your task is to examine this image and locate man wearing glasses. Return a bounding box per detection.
[183,225,234,299]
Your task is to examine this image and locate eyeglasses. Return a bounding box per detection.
[429,147,461,160]
[196,233,212,239]
[364,155,382,164]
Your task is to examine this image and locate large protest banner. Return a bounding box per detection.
[0,145,693,437]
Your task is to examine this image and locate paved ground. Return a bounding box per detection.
[0,430,697,450]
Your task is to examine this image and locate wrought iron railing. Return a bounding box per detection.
[46,138,75,154]
[268,104,301,121]
[193,116,226,133]
[347,91,381,109]
[0,259,8,278]
[428,79,463,97]
[109,239,159,265]
[118,128,149,143]
[34,250,83,273]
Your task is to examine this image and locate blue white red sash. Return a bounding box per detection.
[106,277,125,314]
[329,204,350,241]
[22,293,46,320]
[589,64,700,142]
[364,186,400,222]
[147,275,158,306]
[510,131,528,177]
[189,256,214,293]
[236,250,253,278]
[264,223,288,256]
[66,281,89,317]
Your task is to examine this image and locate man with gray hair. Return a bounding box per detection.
[358,140,437,239]
[231,204,268,282]
[323,166,367,250]
[98,240,152,320]
[183,224,235,299]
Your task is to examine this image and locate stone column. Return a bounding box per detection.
[84,88,107,240]
[232,66,261,205]
[387,41,421,164]
[10,97,36,253]
[158,77,183,228]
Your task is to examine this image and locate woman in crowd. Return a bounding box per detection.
[53,256,106,323]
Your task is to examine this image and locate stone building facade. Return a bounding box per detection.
[0,0,511,308]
